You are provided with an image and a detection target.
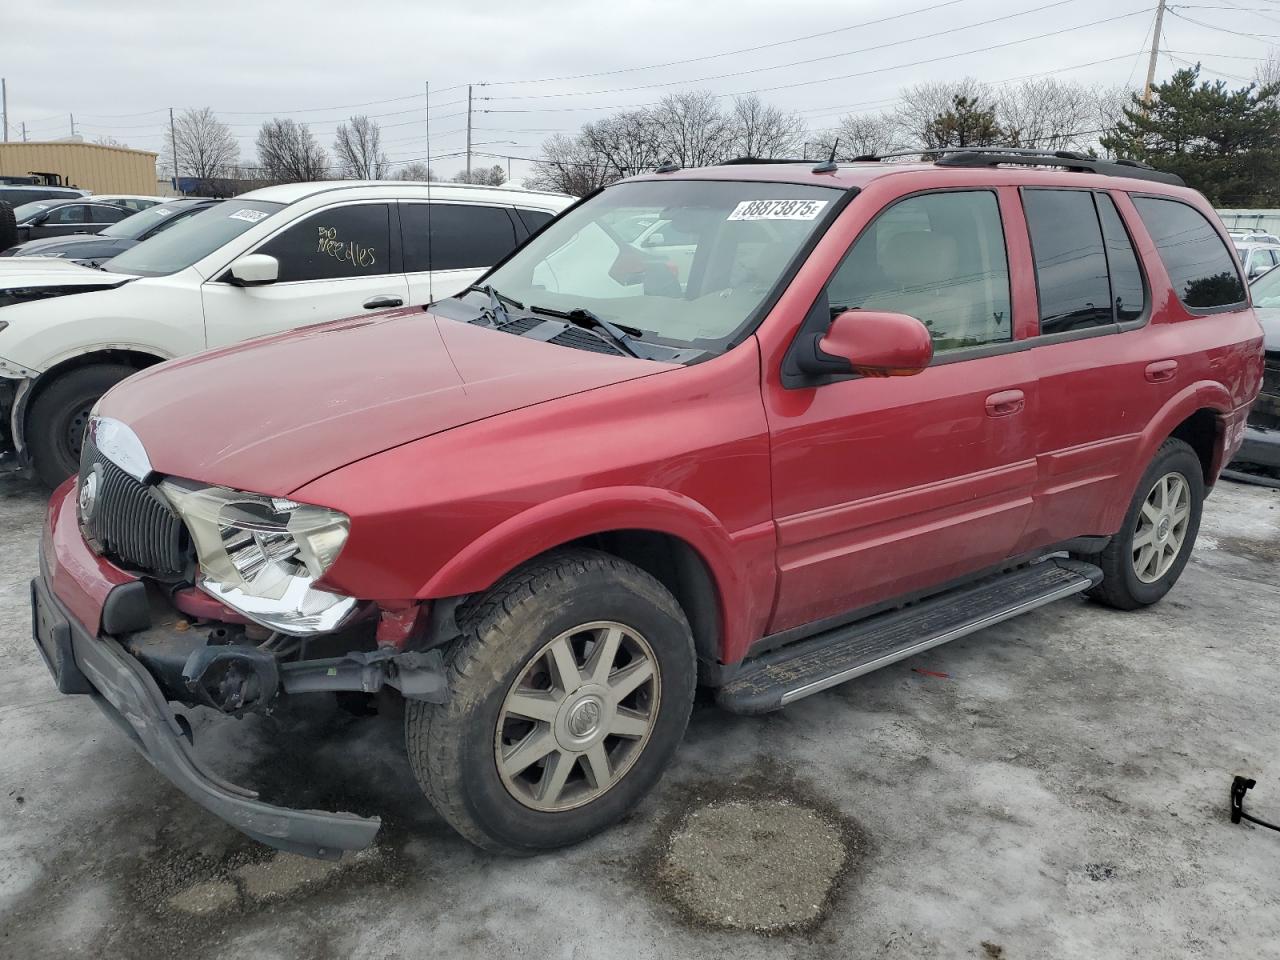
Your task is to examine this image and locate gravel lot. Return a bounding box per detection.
[2,473,1278,959]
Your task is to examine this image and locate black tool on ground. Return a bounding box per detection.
[1231,776,1280,832]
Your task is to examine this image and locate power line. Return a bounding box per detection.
[482,0,1083,103]
[1166,7,1280,38]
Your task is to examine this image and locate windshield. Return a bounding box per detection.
[1252,261,1280,306]
[103,200,284,277]
[476,179,841,352]
[100,203,191,240]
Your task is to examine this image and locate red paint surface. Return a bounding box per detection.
[68,163,1262,667]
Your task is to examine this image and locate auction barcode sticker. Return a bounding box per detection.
[228,208,269,223]
[727,199,828,221]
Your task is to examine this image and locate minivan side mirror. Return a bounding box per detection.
[227,253,279,286]
[795,310,933,378]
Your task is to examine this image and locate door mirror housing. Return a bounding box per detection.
[228,253,279,286]
[796,310,933,378]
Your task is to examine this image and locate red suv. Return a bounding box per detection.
[32,151,1264,858]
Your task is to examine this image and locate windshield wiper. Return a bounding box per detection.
[465,283,524,327]
[528,304,644,358]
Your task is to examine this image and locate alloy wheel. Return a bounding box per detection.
[495,621,660,812]
[1132,471,1192,583]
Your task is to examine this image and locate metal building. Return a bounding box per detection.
[0,141,158,195]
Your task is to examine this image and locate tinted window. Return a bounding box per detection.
[402,203,517,272]
[89,204,130,224]
[257,203,392,282]
[47,204,89,224]
[1024,190,1112,333]
[516,207,555,235]
[827,190,1012,351]
[1132,196,1245,309]
[1096,193,1145,323]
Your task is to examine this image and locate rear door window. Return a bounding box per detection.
[1023,189,1112,333]
[47,204,89,224]
[1132,196,1245,309]
[255,203,393,282]
[1095,194,1146,323]
[401,203,519,272]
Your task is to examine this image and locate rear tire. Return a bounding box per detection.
[406,548,696,854]
[1086,438,1204,610]
[26,364,136,489]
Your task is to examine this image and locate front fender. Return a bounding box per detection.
[418,485,776,667]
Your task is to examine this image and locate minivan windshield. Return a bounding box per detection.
[473,179,841,352]
[103,200,284,277]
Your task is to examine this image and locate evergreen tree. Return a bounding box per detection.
[1100,65,1280,205]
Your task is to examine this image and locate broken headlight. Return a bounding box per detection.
[160,481,356,636]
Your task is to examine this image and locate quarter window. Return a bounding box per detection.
[1023,189,1112,333]
[1132,196,1245,309]
[827,190,1012,351]
[516,208,555,235]
[255,203,392,282]
[401,203,518,273]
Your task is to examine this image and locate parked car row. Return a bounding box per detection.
[0,180,571,483]
[0,194,168,251]
[24,152,1268,861]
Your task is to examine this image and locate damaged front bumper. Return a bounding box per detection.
[31,484,445,860]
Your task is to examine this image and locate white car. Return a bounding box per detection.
[1234,240,1280,281]
[0,180,571,485]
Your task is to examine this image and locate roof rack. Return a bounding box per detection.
[849,146,1183,186]
[717,157,814,166]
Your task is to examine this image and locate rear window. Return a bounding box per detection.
[1132,197,1245,310]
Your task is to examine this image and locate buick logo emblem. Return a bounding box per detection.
[78,466,102,521]
[566,697,602,738]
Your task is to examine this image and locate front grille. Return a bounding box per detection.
[79,438,191,577]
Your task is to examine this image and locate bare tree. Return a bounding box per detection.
[256,118,328,183]
[651,91,735,167]
[396,162,439,181]
[579,110,665,179]
[94,135,127,148]
[1257,46,1280,99]
[998,78,1097,149]
[1090,85,1133,157]
[814,112,902,159]
[333,115,390,179]
[161,107,239,188]
[526,133,619,196]
[729,94,806,159]
[452,164,507,186]
[893,78,991,150]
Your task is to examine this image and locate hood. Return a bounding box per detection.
[95,307,677,494]
[1258,307,1280,354]
[0,257,135,305]
[4,235,126,260]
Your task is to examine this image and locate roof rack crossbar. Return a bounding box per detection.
[933,148,1184,186]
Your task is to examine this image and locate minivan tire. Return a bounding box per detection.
[1085,438,1205,610]
[406,548,696,854]
[0,201,17,252]
[27,363,137,489]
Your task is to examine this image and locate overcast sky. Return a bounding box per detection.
[1,0,1270,183]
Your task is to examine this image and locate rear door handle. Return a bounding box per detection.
[363,295,404,310]
[1145,359,1179,383]
[985,389,1025,418]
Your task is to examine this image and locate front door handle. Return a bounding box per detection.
[1145,359,1179,383]
[985,389,1025,418]
[363,295,404,310]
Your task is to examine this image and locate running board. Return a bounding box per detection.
[717,557,1102,715]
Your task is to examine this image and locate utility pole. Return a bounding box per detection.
[2,78,8,142]
[1142,0,1168,109]
[21,121,27,142]
[69,113,76,138]
[465,84,473,181]
[169,107,179,192]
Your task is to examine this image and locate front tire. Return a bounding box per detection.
[1086,438,1205,610]
[406,548,696,854]
[26,364,136,489]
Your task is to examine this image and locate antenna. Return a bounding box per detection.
[811,139,840,174]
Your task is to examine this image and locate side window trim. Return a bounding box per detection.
[219,199,396,286]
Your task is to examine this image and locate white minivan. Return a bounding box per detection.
[0,180,571,485]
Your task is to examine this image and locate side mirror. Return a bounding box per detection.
[228,253,279,286]
[795,310,933,378]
